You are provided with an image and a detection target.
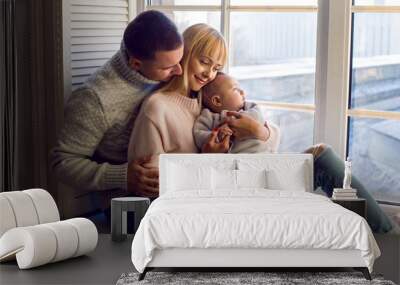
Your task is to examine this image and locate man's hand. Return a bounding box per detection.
[201,130,231,153]
[225,111,269,141]
[127,156,159,197]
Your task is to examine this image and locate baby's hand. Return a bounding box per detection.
[201,130,231,153]
[217,123,233,142]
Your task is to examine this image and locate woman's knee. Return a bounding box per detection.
[304,143,329,158]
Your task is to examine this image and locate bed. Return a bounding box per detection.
[131,153,380,280]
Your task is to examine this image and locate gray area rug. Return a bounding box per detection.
[116,271,396,285]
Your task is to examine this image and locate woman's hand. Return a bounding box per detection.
[201,130,231,153]
[225,111,270,141]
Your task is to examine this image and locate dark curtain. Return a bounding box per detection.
[0,0,16,192]
[1,0,62,196]
[0,0,35,192]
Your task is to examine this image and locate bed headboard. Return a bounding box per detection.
[159,153,314,195]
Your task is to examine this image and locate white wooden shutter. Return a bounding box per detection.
[63,0,135,98]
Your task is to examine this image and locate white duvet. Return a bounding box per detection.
[131,190,380,273]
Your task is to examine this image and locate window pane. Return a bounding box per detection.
[258,106,314,152]
[231,0,317,6]
[351,13,400,111]
[150,0,220,5]
[354,0,400,5]
[160,11,221,33]
[230,12,317,104]
[348,117,400,203]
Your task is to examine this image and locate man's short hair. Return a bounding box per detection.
[123,10,183,60]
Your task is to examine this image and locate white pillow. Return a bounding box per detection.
[211,169,268,191]
[167,163,212,192]
[236,169,268,189]
[237,158,309,192]
[266,164,307,191]
[212,168,237,190]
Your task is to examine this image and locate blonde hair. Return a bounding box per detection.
[160,23,227,96]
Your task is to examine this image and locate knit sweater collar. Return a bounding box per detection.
[162,91,201,115]
[111,42,160,87]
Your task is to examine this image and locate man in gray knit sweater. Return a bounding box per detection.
[50,11,183,214]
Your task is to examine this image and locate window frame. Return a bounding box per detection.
[348,2,400,124]
[347,1,400,205]
[316,0,352,159]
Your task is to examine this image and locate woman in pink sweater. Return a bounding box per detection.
[127,23,278,168]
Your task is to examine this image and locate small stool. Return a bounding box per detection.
[111,197,150,242]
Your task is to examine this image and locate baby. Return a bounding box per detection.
[193,73,279,153]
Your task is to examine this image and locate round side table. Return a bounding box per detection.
[111,197,150,242]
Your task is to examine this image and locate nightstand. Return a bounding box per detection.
[331,198,367,218]
[111,197,150,242]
